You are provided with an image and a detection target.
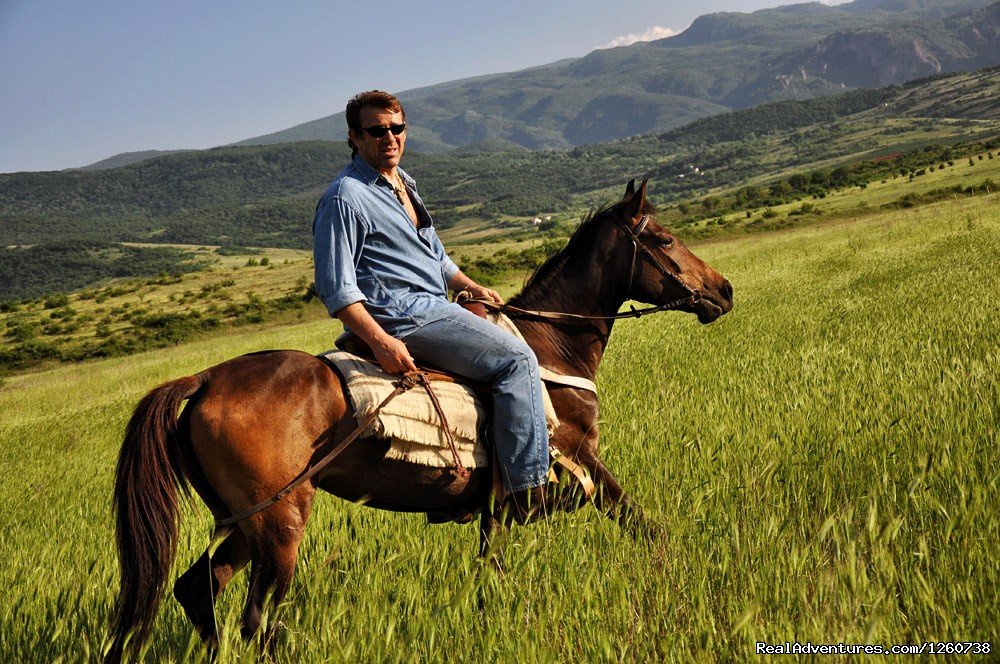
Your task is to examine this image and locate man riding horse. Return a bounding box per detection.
[107,91,734,662]
[312,90,552,523]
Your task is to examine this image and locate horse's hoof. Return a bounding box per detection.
[623,511,668,542]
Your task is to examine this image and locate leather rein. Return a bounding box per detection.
[464,214,701,322]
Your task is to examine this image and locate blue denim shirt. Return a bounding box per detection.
[312,155,462,338]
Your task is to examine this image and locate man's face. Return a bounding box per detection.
[350,106,406,175]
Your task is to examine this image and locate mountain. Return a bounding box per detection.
[232,0,998,153]
[76,149,192,172]
[734,2,1000,104]
[3,67,997,251]
[841,0,990,17]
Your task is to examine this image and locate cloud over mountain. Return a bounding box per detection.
[599,26,678,49]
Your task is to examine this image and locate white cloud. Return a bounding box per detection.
[599,26,677,50]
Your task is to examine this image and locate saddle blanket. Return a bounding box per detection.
[321,316,559,469]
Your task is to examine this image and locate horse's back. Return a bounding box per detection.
[187,350,350,518]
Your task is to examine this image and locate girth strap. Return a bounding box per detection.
[539,367,597,393]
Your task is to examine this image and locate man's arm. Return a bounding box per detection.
[447,269,503,304]
[336,302,417,374]
[314,195,415,374]
[423,222,503,304]
[313,196,368,314]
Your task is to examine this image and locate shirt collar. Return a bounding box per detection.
[351,154,416,189]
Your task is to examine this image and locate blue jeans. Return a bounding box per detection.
[400,308,550,492]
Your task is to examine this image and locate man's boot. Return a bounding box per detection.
[506,485,556,525]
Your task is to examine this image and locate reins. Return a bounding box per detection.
[462,214,701,322]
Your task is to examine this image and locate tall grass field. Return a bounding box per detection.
[0,194,996,661]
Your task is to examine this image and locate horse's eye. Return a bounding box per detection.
[661,237,674,248]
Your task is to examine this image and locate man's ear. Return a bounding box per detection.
[622,178,648,222]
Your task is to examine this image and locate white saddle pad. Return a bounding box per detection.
[320,316,559,469]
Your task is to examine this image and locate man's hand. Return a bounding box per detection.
[448,269,504,305]
[463,283,504,305]
[370,334,418,374]
[335,301,417,374]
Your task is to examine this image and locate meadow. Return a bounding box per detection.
[0,191,997,661]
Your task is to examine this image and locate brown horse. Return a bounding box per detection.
[106,180,732,661]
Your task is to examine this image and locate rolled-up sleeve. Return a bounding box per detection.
[312,196,368,316]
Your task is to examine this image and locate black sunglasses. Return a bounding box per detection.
[359,123,406,138]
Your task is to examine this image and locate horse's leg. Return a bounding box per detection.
[478,509,506,575]
[583,457,662,539]
[183,351,339,650]
[173,528,251,646]
[240,491,313,654]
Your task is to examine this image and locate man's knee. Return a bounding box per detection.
[500,341,539,377]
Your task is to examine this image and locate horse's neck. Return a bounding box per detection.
[511,242,625,380]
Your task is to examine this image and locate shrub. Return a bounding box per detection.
[43,294,69,309]
[7,321,40,342]
[0,340,59,370]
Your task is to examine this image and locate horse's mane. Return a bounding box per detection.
[514,198,656,299]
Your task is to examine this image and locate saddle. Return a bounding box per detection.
[322,305,595,523]
[337,335,492,400]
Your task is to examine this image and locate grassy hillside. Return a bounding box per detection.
[4,150,998,376]
[0,246,323,373]
[0,241,212,301]
[1,191,996,660]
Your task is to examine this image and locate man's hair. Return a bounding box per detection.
[345,90,405,155]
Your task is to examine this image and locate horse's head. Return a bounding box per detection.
[612,179,733,323]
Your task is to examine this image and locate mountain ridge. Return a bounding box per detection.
[70,0,998,172]
[234,0,997,151]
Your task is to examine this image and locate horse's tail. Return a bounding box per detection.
[106,371,208,663]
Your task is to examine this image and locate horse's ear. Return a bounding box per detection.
[623,178,648,222]
[623,179,636,200]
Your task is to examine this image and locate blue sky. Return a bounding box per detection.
[0,0,848,173]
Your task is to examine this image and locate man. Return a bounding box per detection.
[312,90,551,521]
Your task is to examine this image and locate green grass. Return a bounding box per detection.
[0,193,997,662]
[690,149,1000,233]
[0,247,327,373]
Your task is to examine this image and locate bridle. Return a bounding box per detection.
[466,213,701,323]
[619,213,701,306]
